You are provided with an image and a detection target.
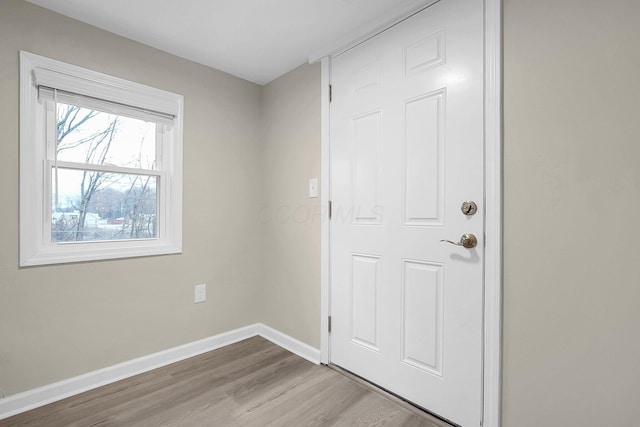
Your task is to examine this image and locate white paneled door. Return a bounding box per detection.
[329,0,484,425]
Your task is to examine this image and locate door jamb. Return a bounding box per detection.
[319,1,502,426]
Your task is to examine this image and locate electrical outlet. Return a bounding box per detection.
[195,284,206,303]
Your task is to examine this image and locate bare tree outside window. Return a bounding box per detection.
[52,103,158,242]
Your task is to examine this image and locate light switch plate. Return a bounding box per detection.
[195,284,206,303]
[309,178,318,198]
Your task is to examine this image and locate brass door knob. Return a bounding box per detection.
[440,233,478,249]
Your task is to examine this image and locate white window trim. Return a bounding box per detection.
[20,51,183,266]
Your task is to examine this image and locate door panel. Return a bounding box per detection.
[351,253,381,350]
[330,0,484,425]
[401,259,444,376]
[352,111,382,224]
[403,90,445,225]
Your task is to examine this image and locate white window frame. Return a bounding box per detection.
[20,51,183,266]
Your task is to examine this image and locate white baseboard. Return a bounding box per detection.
[258,324,321,365]
[0,323,319,420]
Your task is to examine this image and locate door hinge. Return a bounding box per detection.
[328,200,332,220]
[328,315,332,333]
[329,84,332,102]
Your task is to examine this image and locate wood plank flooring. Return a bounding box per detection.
[0,337,451,427]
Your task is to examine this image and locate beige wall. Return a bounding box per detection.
[0,0,264,395]
[503,0,640,425]
[261,64,322,348]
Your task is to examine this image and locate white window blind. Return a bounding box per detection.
[32,64,180,117]
[37,86,176,125]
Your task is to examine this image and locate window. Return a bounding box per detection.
[20,51,183,266]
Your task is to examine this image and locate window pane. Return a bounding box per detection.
[52,168,157,242]
[56,102,156,170]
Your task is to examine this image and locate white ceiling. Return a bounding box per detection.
[26,0,432,85]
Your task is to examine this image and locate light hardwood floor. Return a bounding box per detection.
[0,337,452,426]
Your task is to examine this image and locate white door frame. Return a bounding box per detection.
[318,1,501,426]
